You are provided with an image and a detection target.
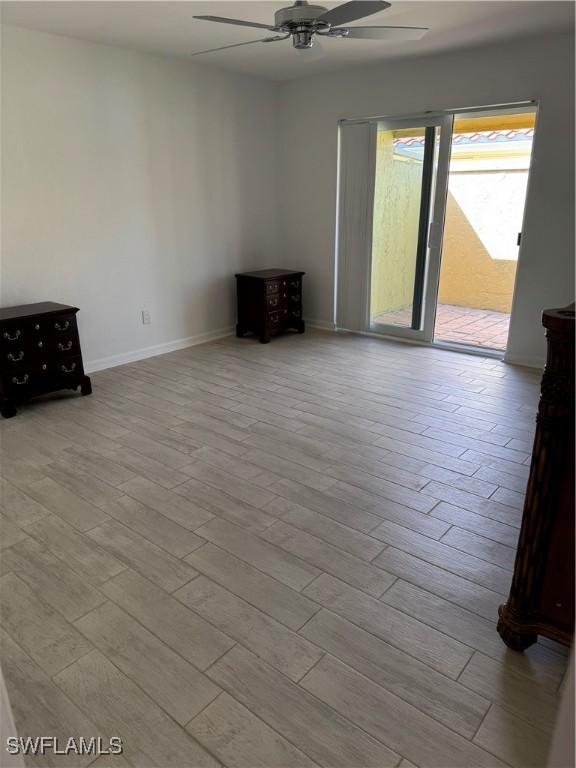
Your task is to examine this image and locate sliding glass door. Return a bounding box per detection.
[336,114,453,341]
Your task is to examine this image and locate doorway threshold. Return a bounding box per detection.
[432,338,504,360]
[340,326,506,362]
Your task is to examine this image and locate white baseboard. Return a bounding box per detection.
[504,352,545,369]
[85,326,234,373]
[306,318,337,331]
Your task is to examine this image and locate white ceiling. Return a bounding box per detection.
[1,1,573,81]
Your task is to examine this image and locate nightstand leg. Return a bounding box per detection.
[297,321,306,334]
[0,399,17,419]
[80,376,92,396]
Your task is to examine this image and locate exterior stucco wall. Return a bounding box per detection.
[438,169,528,312]
[371,149,528,316]
[370,131,421,317]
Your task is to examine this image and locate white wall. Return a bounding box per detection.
[1,26,279,369]
[278,32,575,366]
[2,27,574,369]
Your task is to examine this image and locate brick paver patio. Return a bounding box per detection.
[372,303,510,350]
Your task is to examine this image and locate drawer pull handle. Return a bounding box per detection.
[290,281,299,287]
[271,315,279,323]
[38,341,43,348]
[291,294,300,301]
[34,324,40,330]
[293,309,301,318]
[268,297,278,307]
[11,374,29,385]
[58,341,73,351]
[41,364,47,371]
[3,330,21,341]
[7,351,24,362]
[55,320,70,331]
[61,363,76,374]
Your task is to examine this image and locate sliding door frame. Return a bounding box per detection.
[336,99,538,354]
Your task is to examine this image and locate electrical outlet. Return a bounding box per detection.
[141,310,151,325]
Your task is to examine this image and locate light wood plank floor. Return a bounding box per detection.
[0,330,569,768]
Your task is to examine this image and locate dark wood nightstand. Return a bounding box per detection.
[0,302,92,418]
[235,269,305,343]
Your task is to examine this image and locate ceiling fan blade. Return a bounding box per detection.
[193,15,278,32]
[190,36,285,57]
[317,1,391,27]
[341,25,428,40]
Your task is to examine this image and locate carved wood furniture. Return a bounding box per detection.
[0,302,92,418]
[497,303,575,650]
[235,269,305,343]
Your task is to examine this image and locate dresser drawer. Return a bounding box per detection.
[2,347,27,366]
[4,355,82,389]
[0,324,30,349]
[52,356,83,378]
[287,276,301,290]
[0,318,47,348]
[50,334,80,356]
[288,307,302,322]
[266,294,286,310]
[266,309,288,328]
[4,369,34,394]
[265,280,281,295]
[51,314,77,334]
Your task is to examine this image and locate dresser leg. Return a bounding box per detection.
[0,399,17,419]
[497,605,537,651]
[297,321,305,334]
[80,376,92,396]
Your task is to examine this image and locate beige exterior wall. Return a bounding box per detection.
[370,130,421,317]
[438,189,518,313]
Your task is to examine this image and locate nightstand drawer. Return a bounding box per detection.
[266,310,284,327]
[266,294,285,310]
[287,277,302,290]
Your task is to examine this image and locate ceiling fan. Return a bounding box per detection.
[191,0,428,56]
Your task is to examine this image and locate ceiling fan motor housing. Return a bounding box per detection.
[274,2,328,27]
[275,2,330,48]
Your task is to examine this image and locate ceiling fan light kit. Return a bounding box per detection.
[191,0,428,56]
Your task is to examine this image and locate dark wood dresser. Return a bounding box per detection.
[235,269,305,343]
[497,303,575,650]
[0,302,92,418]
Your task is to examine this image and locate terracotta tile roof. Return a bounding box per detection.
[394,128,534,148]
